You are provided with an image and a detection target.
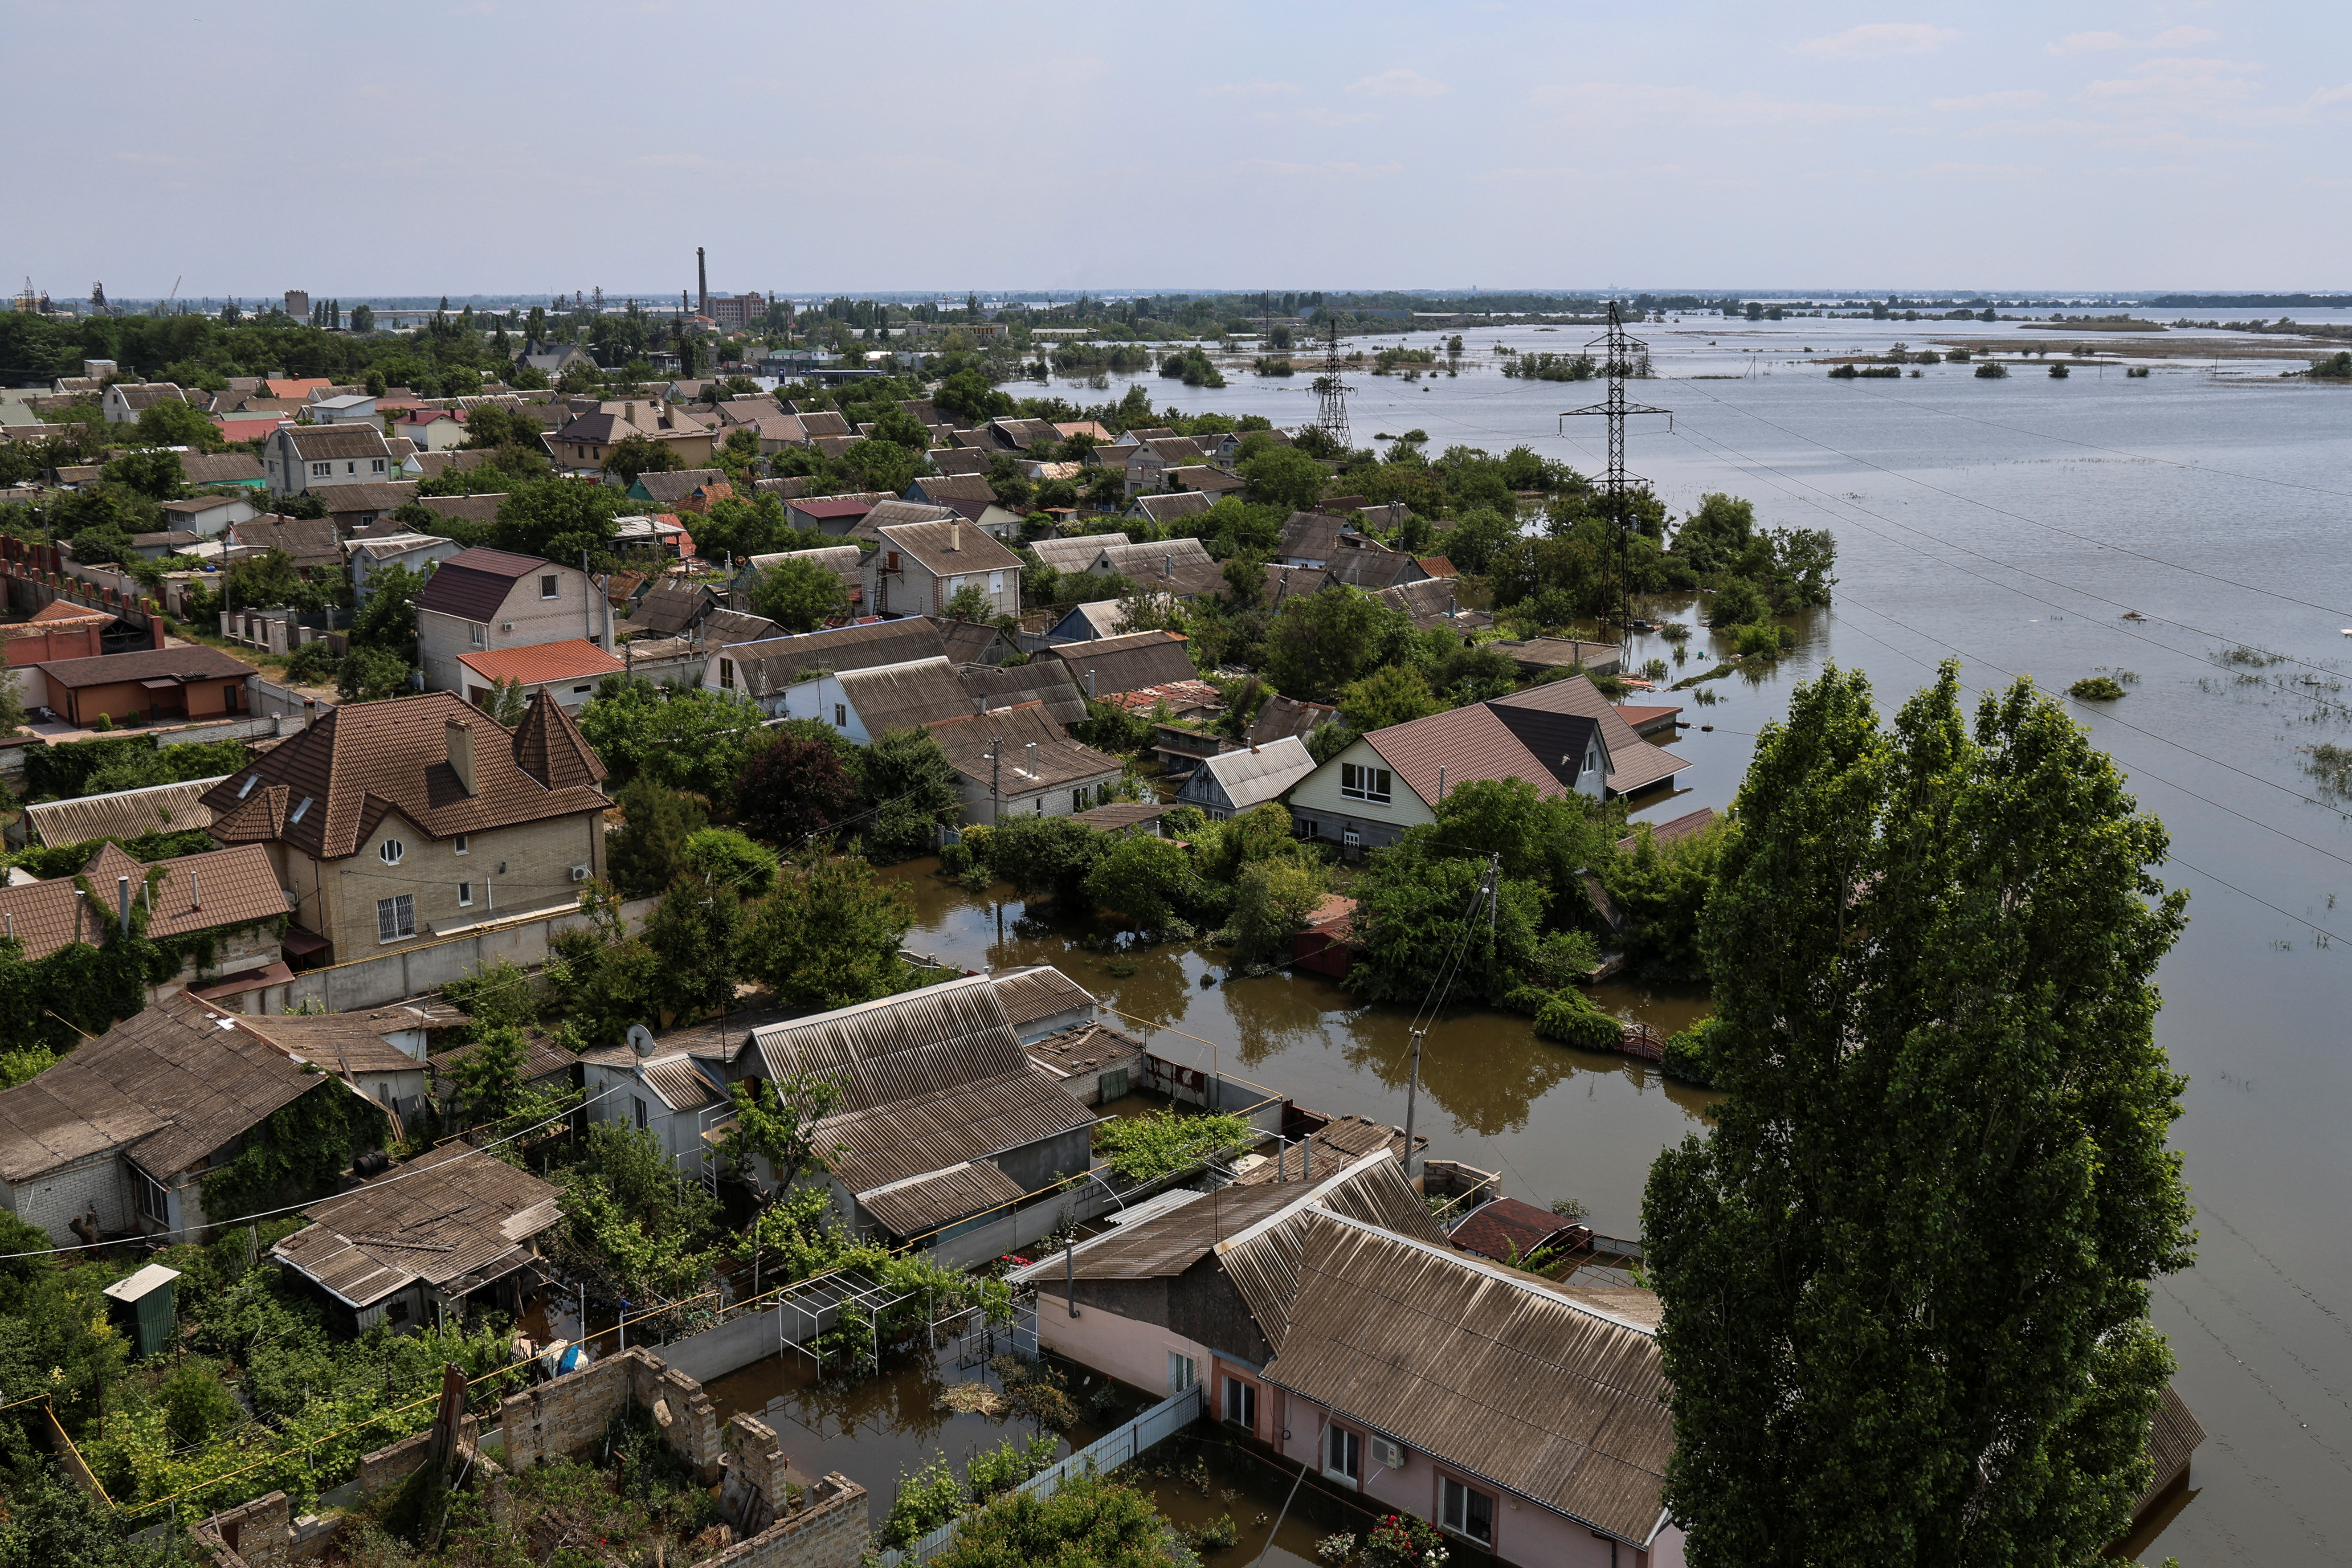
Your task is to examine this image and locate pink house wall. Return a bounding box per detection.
[1033,1290,1215,1403]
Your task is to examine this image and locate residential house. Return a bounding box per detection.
[0,993,385,1245]
[1122,437,1208,498]
[903,473,997,511]
[1,600,122,699]
[960,660,1086,728]
[1013,1151,1678,1568]
[544,401,714,480]
[924,446,995,478]
[514,340,595,380]
[1323,541,1429,592]
[1373,576,1490,633]
[200,690,610,963]
[348,533,466,607]
[0,841,286,1004]
[1447,1195,1591,1266]
[229,515,343,578]
[393,410,468,450]
[37,644,257,729]
[1287,676,1687,851]
[1021,1018,1147,1107]
[581,1037,729,1172]
[770,655,969,744]
[627,468,733,510]
[241,1005,446,1119]
[985,416,1062,451]
[308,393,379,425]
[262,424,396,494]
[415,547,616,696]
[863,519,1021,621]
[1488,637,1623,679]
[696,607,779,650]
[457,639,626,711]
[1273,511,1349,568]
[1054,420,1119,446]
[786,494,882,536]
[1125,492,1212,528]
[411,490,506,529]
[1157,466,1246,503]
[1616,806,1717,855]
[317,480,420,532]
[923,490,1029,544]
[739,975,1098,1244]
[926,699,1124,824]
[1037,629,1198,705]
[1086,538,1224,600]
[124,529,201,561]
[1172,736,1315,821]
[706,618,947,714]
[789,407,853,438]
[273,1143,561,1332]
[923,615,1014,669]
[101,383,187,424]
[177,452,267,489]
[1027,532,1127,575]
[611,513,694,560]
[158,493,258,536]
[628,579,721,639]
[1249,694,1336,750]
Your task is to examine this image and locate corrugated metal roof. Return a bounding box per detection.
[1023,1022,1147,1077]
[273,1141,561,1307]
[0,994,335,1183]
[726,621,947,700]
[824,1068,1094,1193]
[989,966,1094,1029]
[1193,736,1316,811]
[963,662,1086,728]
[639,1052,722,1111]
[2135,1385,2205,1513]
[1041,630,1198,698]
[858,1160,1027,1235]
[927,702,1123,794]
[1029,534,1128,573]
[1261,1210,1672,1545]
[837,657,974,735]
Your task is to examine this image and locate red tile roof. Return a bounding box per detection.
[457,639,626,688]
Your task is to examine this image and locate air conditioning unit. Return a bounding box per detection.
[1371,1437,1405,1470]
[500,621,516,632]
[570,864,591,882]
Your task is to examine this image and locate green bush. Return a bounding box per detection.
[1975,361,2009,379]
[2068,676,2125,701]
[1661,1017,1721,1087]
[1535,992,1622,1051]
[1094,1109,1253,1180]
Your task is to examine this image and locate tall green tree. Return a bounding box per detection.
[1642,663,2193,1568]
[748,555,848,633]
[737,854,915,1007]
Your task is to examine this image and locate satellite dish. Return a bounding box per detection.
[626,1024,657,1058]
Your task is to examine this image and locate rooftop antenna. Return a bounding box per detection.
[1312,312,1352,449]
[1560,299,1672,655]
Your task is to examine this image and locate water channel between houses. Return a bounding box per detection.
[740,315,2350,1565]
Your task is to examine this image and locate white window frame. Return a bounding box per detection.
[1167,1352,1196,1396]
[1324,1424,1362,1487]
[539,574,559,600]
[469,622,487,649]
[378,838,404,866]
[457,882,473,907]
[310,461,331,478]
[135,1166,170,1225]
[1222,1376,1256,1430]
[376,893,416,943]
[1339,762,1392,804]
[453,835,470,855]
[1440,1475,1495,1547]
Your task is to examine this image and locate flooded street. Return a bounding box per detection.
[867,318,2352,1565]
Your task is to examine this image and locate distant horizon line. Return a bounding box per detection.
[30,286,2352,307]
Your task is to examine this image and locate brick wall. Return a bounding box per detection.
[195,1490,291,1568]
[696,1471,868,1568]
[320,808,604,959]
[3,1149,133,1245]
[496,1348,724,1485]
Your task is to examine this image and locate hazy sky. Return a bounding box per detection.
[10,1,2345,296]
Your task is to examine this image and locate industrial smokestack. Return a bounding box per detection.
[697,247,707,318]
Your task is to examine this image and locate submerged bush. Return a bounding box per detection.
[2068,676,2125,701]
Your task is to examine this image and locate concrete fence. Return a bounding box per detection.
[269,897,656,1015]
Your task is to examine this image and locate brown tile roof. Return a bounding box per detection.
[82,841,288,942]
[1260,1210,1671,1545]
[1039,629,1197,699]
[457,638,626,688]
[272,1142,561,1308]
[1491,677,1690,794]
[0,993,347,1184]
[413,547,551,622]
[200,690,607,862]
[0,869,106,960]
[37,644,253,690]
[927,700,1122,793]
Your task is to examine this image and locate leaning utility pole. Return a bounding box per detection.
[1312,315,1352,450]
[1560,300,1672,653]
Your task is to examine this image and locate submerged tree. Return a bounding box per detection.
[1643,663,2193,1568]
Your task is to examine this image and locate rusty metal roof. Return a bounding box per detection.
[1261,1209,1672,1546]
[272,1141,562,1308]
[1450,1196,1581,1264]
[858,1160,1027,1236]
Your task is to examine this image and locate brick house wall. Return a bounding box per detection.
[275,808,604,962]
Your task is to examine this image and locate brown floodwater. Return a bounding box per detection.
[890,868,1718,1241]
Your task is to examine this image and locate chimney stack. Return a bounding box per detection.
[446,718,476,796]
[697,246,708,318]
[949,519,961,553]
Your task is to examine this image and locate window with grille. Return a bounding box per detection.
[1339,763,1392,803]
[376,894,415,942]
[1440,1477,1494,1545]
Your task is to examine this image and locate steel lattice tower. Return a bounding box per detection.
[1313,317,1352,449]
[1560,299,1671,650]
